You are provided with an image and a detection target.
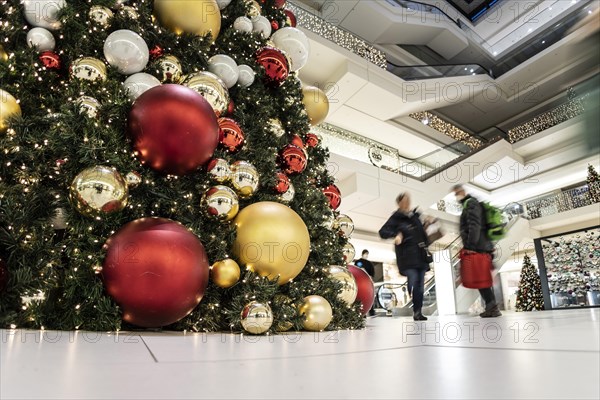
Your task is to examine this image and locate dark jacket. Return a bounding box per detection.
[354,257,375,278]
[459,195,494,253]
[378,209,431,275]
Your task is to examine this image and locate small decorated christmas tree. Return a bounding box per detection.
[515,255,544,311]
[586,164,600,203]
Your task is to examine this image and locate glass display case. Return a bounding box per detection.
[535,226,600,309]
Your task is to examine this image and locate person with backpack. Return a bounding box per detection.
[379,192,432,321]
[452,184,502,318]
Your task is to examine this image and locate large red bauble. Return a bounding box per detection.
[218,117,245,153]
[348,265,375,315]
[279,144,307,174]
[256,46,289,87]
[0,257,8,293]
[323,184,341,210]
[274,171,290,193]
[127,84,219,176]
[284,10,297,27]
[102,218,209,328]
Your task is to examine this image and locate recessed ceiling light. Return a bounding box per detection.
[464,67,468,70]
[422,117,429,125]
[493,51,498,55]
[542,40,546,44]
[470,68,474,72]
[549,7,552,10]
[528,28,532,32]
[589,10,593,14]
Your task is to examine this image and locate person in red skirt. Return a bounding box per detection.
[452,184,502,318]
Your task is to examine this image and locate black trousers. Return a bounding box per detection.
[404,268,426,313]
[479,287,497,310]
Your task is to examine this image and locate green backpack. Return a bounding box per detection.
[464,199,507,241]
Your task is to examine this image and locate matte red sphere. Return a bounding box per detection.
[102,218,209,328]
[40,51,61,70]
[218,117,245,153]
[323,184,341,210]
[284,10,297,27]
[149,45,164,60]
[0,257,8,293]
[256,46,289,86]
[271,20,279,31]
[291,134,304,149]
[275,171,290,193]
[280,144,307,174]
[274,0,286,8]
[348,265,375,315]
[127,84,219,176]
[305,133,319,148]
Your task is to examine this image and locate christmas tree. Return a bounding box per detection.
[0,0,366,333]
[586,164,600,203]
[515,255,544,311]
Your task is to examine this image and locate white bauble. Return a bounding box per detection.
[26,27,55,52]
[207,54,239,89]
[216,0,232,9]
[123,73,161,100]
[23,0,66,30]
[271,27,310,71]
[233,16,253,33]
[252,16,271,39]
[237,64,255,88]
[103,29,149,75]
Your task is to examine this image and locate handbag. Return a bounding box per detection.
[459,250,493,289]
[424,219,444,244]
[420,243,434,264]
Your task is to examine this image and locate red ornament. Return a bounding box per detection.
[0,257,8,293]
[284,10,297,27]
[323,184,341,210]
[275,171,290,193]
[218,117,245,153]
[291,134,304,148]
[127,84,219,176]
[348,265,375,315]
[39,51,61,70]
[102,218,210,328]
[280,144,307,174]
[271,20,279,31]
[274,0,286,8]
[305,133,319,148]
[256,46,289,87]
[227,99,235,115]
[149,45,164,60]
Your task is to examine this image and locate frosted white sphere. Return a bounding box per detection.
[123,73,161,100]
[233,16,253,33]
[103,29,149,75]
[23,0,66,31]
[26,27,56,52]
[208,54,239,89]
[237,65,255,88]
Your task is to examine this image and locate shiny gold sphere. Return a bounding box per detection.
[334,214,354,237]
[232,201,310,285]
[203,185,239,221]
[328,265,358,305]
[70,57,107,81]
[183,71,230,116]
[0,45,8,63]
[299,295,333,331]
[154,0,221,41]
[230,161,259,198]
[211,259,240,288]
[302,86,329,125]
[157,55,183,83]
[246,0,261,17]
[240,301,273,334]
[342,242,356,263]
[0,89,21,133]
[69,166,128,218]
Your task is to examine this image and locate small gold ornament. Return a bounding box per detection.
[0,89,21,133]
[203,185,239,221]
[75,96,101,118]
[334,214,354,237]
[69,166,128,218]
[183,71,230,116]
[89,6,113,27]
[302,86,330,125]
[342,242,356,263]
[70,57,107,81]
[153,0,221,41]
[266,118,285,137]
[125,171,142,188]
[157,55,183,83]
[299,295,333,331]
[0,45,8,63]
[328,265,358,305]
[211,259,240,288]
[120,6,139,19]
[207,158,231,183]
[230,161,259,198]
[240,301,273,334]
[246,0,261,17]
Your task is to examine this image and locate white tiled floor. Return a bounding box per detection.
[1,309,599,399]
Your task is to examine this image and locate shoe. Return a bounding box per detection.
[480,305,502,318]
[413,312,428,321]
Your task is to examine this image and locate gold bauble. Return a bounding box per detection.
[245,0,261,17]
[203,185,239,221]
[69,166,128,218]
[0,89,21,133]
[211,259,240,288]
[302,86,329,125]
[232,201,310,285]
[266,118,285,137]
[153,0,221,41]
[0,45,8,62]
[299,295,333,331]
[342,242,356,263]
[70,57,107,81]
[230,161,259,198]
[328,265,358,305]
[89,5,113,27]
[183,71,230,116]
[334,214,354,237]
[75,96,101,118]
[157,55,183,83]
[273,294,294,332]
[240,301,273,334]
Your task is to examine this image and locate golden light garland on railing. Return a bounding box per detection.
[409,111,484,149]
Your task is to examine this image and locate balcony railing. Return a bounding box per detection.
[523,183,600,220]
